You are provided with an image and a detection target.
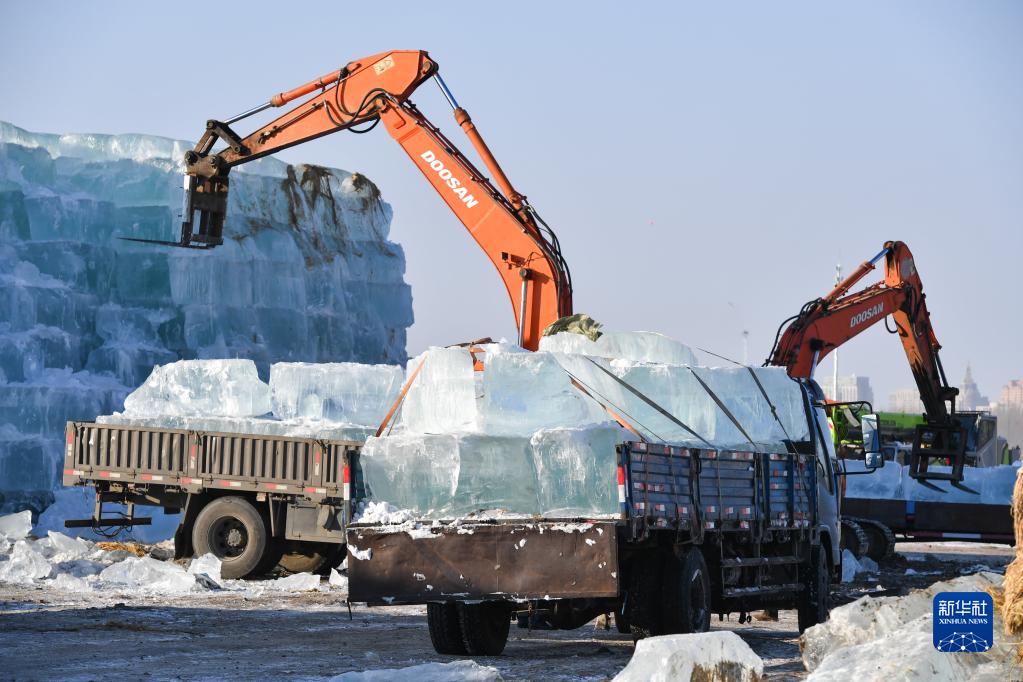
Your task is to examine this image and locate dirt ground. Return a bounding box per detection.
[0,541,1013,682]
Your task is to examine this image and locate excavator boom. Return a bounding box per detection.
[767,241,967,488]
[140,50,572,350]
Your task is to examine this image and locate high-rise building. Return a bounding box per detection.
[822,375,874,405]
[958,364,989,411]
[1001,380,1023,410]
[888,388,924,414]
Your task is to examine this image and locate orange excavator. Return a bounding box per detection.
[129,50,571,351]
[765,240,969,490]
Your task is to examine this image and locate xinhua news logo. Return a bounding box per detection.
[933,591,994,652]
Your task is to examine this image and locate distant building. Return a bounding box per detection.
[888,388,924,414]
[822,374,874,405]
[1001,380,1023,410]
[957,364,989,411]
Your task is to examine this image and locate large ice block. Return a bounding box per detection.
[478,351,608,435]
[269,361,403,426]
[122,359,271,418]
[96,413,373,443]
[359,432,539,516]
[530,425,625,516]
[539,330,697,366]
[399,348,477,433]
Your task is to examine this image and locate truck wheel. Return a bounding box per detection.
[614,603,631,634]
[627,555,664,640]
[663,548,711,634]
[192,496,270,579]
[428,602,468,655]
[457,601,512,656]
[797,546,830,633]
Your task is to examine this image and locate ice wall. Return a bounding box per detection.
[0,121,413,513]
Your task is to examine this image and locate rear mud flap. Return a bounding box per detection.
[347,521,619,604]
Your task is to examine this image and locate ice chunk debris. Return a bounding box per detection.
[100,556,199,594]
[188,553,223,585]
[124,359,271,418]
[613,631,764,682]
[0,509,32,539]
[803,572,1011,680]
[0,540,52,583]
[841,549,879,583]
[327,660,503,682]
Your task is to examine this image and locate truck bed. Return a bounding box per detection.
[63,421,359,508]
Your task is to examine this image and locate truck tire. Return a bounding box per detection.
[192,496,271,579]
[627,555,664,640]
[662,548,711,634]
[797,546,830,633]
[457,601,512,656]
[428,602,468,655]
[614,604,631,634]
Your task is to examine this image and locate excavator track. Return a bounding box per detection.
[840,518,869,560]
[847,516,896,562]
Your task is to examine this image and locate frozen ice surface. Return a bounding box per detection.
[123,359,271,418]
[270,361,403,426]
[803,572,1012,680]
[612,631,764,682]
[0,121,413,521]
[353,500,418,526]
[327,660,503,682]
[539,330,697,366]
[478,351,607,435]
[844,461,1017,505]
[400,347,477,433]
[0,510,32,539]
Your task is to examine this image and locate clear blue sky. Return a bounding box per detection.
[2,1,1020,406]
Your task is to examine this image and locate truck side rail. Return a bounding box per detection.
[618,441,817,539]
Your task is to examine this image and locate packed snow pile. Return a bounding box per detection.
[328,660,502,682]
[360,331,809,517]
[0,509,339,596]
[612,631,764,682]
[802,572,1014,680]
[0,121,412,516]
[845,458,1017,506]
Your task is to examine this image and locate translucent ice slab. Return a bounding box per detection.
[359,432,539,516]
[551,355,808,452]
[97,413,373,442]
[270,362,403,426]
[530,425,626,516]
[122,359,271,418]
[399,348,477,433]
[478,351,608,436]
[539,330,697,366]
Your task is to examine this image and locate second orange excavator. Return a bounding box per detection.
[766,240,970,489]
[129,50,572,351]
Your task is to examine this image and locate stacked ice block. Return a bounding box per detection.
[0,121,413,514]
[358,330,810,518]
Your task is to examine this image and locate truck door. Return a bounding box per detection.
[810,399,841,572]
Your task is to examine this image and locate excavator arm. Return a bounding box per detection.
[137,50,571,350]
[766,241,968,488]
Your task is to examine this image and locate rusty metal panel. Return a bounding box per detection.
[347,521,620,604]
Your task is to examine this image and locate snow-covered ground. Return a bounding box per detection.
[1,514,1015,681]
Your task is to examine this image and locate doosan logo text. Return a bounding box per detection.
[850,303,884,328]
[420,151,479,208]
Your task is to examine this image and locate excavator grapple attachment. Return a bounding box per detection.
[908,421,975,492]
